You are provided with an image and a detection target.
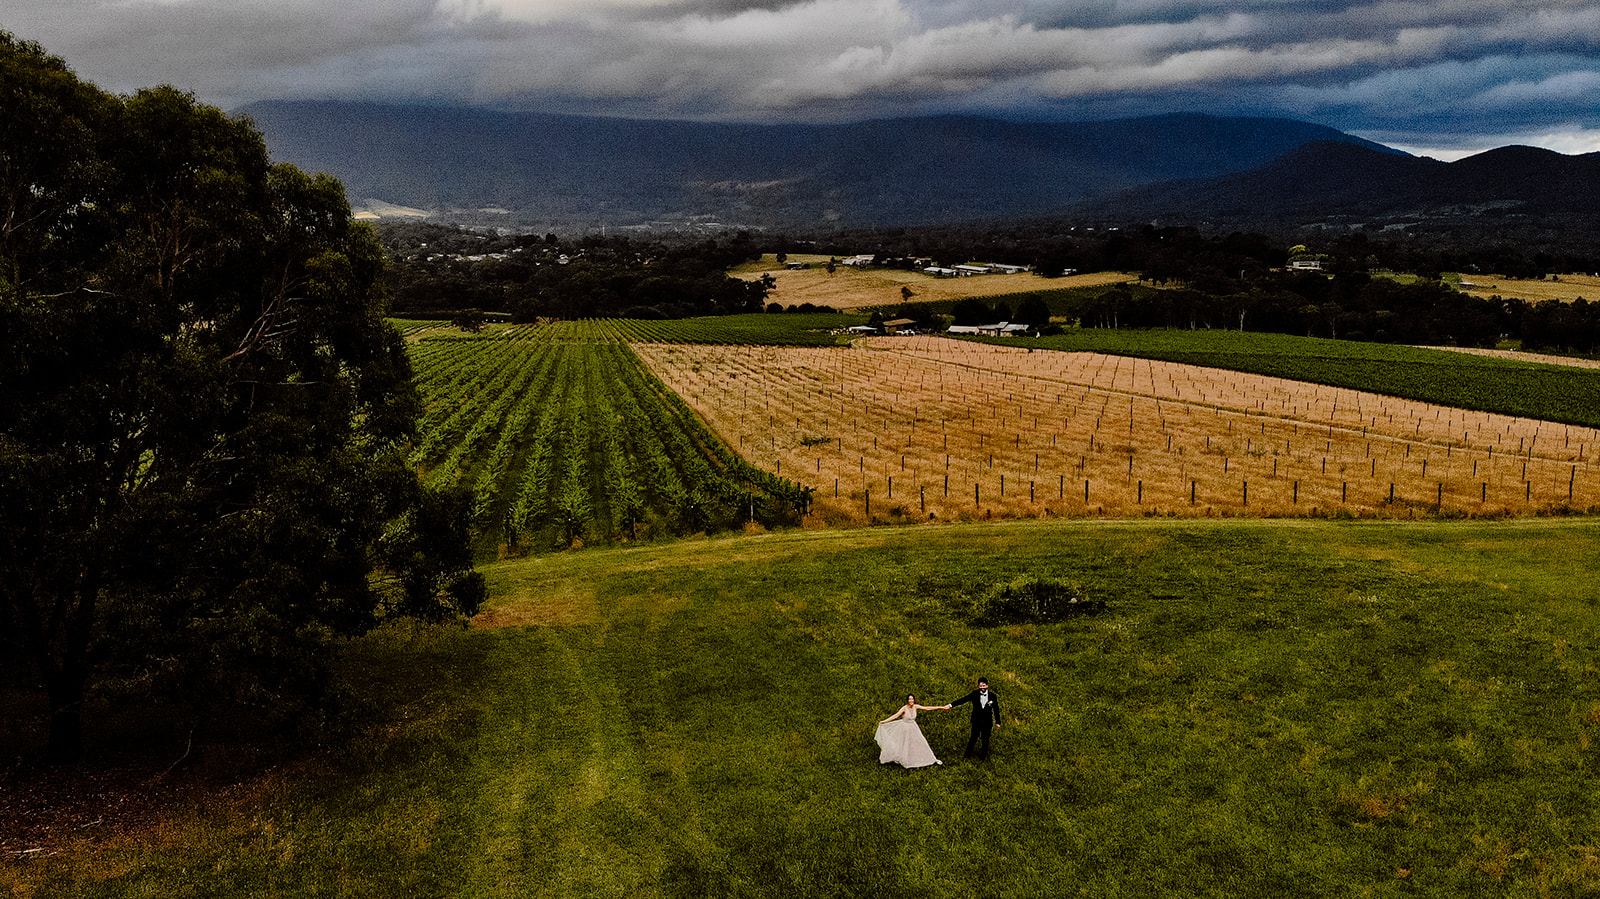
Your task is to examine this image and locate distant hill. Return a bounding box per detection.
[1067,141,1600,249]
[237,101,1398,231]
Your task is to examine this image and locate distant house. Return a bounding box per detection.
[881,318,917,335]
[923,266,960,277]
[945,325,981,335]
[842,254,876,267]
[1288,259,1323,271]
[988,263,1031,274]
[846,324,880,335]
[954,264,990,276]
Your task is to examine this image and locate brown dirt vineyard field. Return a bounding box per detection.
[634,335,1600,524]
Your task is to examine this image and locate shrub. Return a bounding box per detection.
[968,575,1104,625]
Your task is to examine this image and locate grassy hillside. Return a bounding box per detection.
[13,517,1600,896]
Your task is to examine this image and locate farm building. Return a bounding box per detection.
[976,322,1032,336]
[881,318,917,335]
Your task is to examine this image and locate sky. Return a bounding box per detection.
[8,0,1600,160]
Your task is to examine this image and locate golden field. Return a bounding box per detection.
[1423,345,1600,370]
[1454,272,1600,304]
[636,336,1600,523]
[732,254,1134,311]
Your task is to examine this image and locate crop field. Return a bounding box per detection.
[406,320,810,553]
[732,254,1134,310]
[405,317,1600,555]
[636,335,1600,523]
[988,328,1600,429]
[592,313,860,346]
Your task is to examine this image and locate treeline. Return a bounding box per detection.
[797,223,1600,285]
[982,274,1596,353]
[378,224,772,319]
[1076,275,1510,345]
[379,221,1600,353]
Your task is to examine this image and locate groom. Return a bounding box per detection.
[949,677,1000,760]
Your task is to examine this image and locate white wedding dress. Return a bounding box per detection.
[874,705,941,768]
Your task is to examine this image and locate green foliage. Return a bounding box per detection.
[451,307,486,332]
[0,33,477,762]
[378,224,772,320]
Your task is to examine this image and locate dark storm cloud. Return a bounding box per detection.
[6,0,1600,154]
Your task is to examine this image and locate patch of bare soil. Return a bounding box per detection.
[1419,345,1600,371]
[0,743,279,859]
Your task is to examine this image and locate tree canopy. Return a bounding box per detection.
[0,34,481,762]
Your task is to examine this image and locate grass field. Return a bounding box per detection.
[1428,346,1600,372]
[9,517,1600,897]
[1452,273,1600,304]
[731,255,1135,311]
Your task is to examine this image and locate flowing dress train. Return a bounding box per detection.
[874,705,941,768]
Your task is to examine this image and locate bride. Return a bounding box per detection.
[874,694,951,768]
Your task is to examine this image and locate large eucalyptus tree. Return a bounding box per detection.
[0,34,482,762]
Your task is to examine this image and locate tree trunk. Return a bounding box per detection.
[36,570,100,764]
[44,662,88,763]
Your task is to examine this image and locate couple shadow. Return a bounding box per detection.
[873,679,999,769]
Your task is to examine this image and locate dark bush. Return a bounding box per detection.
[969,576,1104,625]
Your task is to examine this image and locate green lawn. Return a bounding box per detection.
[12,517,1600,897]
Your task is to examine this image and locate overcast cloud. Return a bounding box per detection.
[7,0,1600,157]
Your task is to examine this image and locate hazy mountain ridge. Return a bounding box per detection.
[1069,141,1600,246]
[238,101,1400,230]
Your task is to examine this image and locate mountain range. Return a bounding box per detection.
[240,100,1599,244]
[1067,140,1600,244]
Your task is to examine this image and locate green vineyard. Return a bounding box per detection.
[404,319,813,554]
[986,328,1600,429]
[585,312,861,346]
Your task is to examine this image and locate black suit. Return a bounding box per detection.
[950,688,999,759]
